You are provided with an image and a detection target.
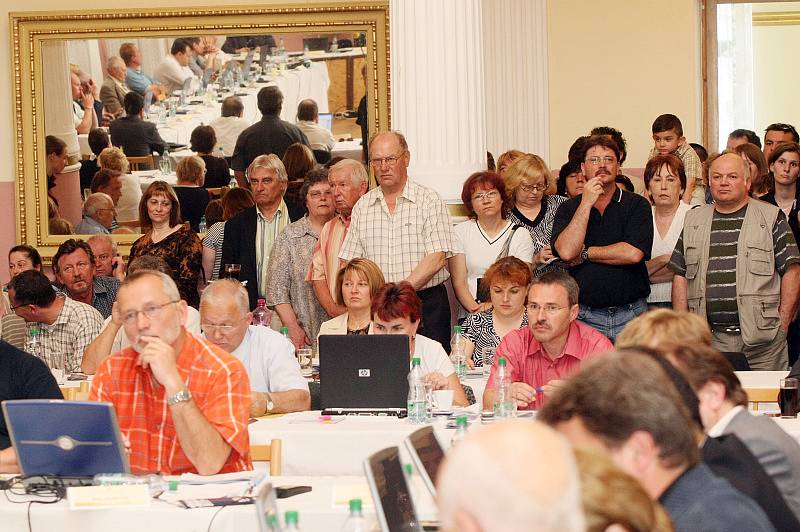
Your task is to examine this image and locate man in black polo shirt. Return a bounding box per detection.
[230,86,309,187]
[551,134,653,341]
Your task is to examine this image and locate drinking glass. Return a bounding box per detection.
[297,347,313,374]
[780,378,799,418]
[223,263,241,280]
[48,352,66,385]
[481,346,496,378]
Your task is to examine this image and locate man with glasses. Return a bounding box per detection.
[75,193,116,235]
[764,123,799,163]
[339,131,456,350]
[90,270,252,475]
[53,238,120,319]
[8,270,103,373]
[552,134,653,341]
[201,279,309,417]
[481,271,611,412]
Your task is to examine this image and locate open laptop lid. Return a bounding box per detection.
[404,426,445,498]
[319,335,410,411]
[364,446,423,532]
[318,113,333,132]
[254,481,282,532]
[3,399,130,477]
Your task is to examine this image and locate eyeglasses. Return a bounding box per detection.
[520,183,547,194]
[147,199,171,208]
[119,300,178,325]
[369,152,405,168]
[585,156,617,166]
[527,303,568,315]
[308,190,332,199]
[471,190,500,202]
[201,323,237,333]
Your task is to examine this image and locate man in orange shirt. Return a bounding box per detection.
[90,270,252,475]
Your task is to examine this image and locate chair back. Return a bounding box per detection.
[127,155,155,171]
[251,438,282,476]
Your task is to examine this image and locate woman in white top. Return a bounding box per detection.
[318,258,385,337]
[450,171,533,317]
[645,154,692,307]
[371,282,469,407]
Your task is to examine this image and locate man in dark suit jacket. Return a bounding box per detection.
[109,92,168,157]
[220,154,289,309]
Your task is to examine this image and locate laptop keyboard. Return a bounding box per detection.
[321,408,407,418]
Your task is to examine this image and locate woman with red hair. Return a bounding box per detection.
[372,282,469,407]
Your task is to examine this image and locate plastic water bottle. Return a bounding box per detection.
[265,514,280,531]
[450,325,467,378]
[451,415,469,446]
[340,498,369,532]
[93,473,175,497]
[252,298,271,326]
[25,326,45,363]
[198,215,207,233]
[493,357,516,419]
[280,326,291,344]
[229,175,237,188]
[285,510,300,531]
[216,144,226,160]
[407,357,428,424]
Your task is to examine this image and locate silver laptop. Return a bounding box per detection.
[363,446,423,532]
[404,426,445,498]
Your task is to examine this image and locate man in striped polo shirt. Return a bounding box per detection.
[670,151,800,370]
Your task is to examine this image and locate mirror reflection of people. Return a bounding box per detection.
[318,258,385,336]
[70,67,99,134]
[119,42,164,98]
[109,92,168,158]
[371,282,469,407]
[75,193,115,235]
[45,135,69,192]
[99,56,130,118]
[153,38,195,96]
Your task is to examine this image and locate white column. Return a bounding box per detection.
[391,0,487,202]
[482,0,549,165]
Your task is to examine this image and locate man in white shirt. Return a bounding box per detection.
[200,279,310,417]
[296,99,335,152]
[210,96,250,157]
[153,38,195,95]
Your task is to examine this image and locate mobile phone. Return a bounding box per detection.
[275,485,312,499]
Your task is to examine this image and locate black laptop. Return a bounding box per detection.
[404,426,445,498]
[318,335,410,416]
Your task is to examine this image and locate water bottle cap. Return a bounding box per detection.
[349,498,363,512]
[456,415,468,426]
[257,298,266,306]
[498,357,507,366]
[411,357,421,366]
[453,325,462,333]
[29,328,40,336]
[281,326,289,334]
[168,480,178,491]
[404,463,413,475]
[285,510,299,525]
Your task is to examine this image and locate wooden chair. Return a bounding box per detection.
[746,388,779,411]
[127,155,155,171]
[251,439,282,476]
[60,381,90,401]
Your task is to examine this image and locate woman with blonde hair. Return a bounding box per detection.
[615,308,712,349]
[496,149,524,176]
[97,146,141,223]
[318,258,386,336]
[173,155,210,232]
[504,153,566,273]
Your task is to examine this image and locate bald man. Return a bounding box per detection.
[437,419,584,532]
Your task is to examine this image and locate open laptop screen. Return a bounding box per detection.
[318,113,333,132]
[364,446,422,532]
[405,426,445,498]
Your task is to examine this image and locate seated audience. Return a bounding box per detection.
[82,255,201,374]
[88,234,126,280]
[109,92,168,157]
[153,38,195,95]
[318,258,385,336]
[296,99,335,152]
[644,155,691,308]
[201,279,310,417]
[450,171,533,317]
[265,170,333,348]
[89,270,252,475]
[120,42,164,97]
[437,419,585,532]
[46,135,68,192]
[173,155,210,232]
[99,56,130,118]
[53,238,120,319]
[574,448,673,532]
[282,143,317,222]
[48,217,73,235]
[735,142,770,198]
[539,352,774,532]
[129,181,203,308]
[8,270,102,373]
[210,96,249,158]
[202,188,254,283]
[80,128,111,193]
[482,271,611,411]
[728,128,762,150]
[372,282,469,407]
[190,125,231,189]
[649,113,703,204]
[557,159,585,198]
[1,246,43,349]
[96,147,141,224]
[70,68,98,134]
[461,257,530,367]
[75,192,115,235]
[504,154,563,274]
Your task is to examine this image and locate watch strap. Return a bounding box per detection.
[167,387,192,406]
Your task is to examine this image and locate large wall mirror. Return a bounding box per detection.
[11,2,390,260]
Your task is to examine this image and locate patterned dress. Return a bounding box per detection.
[509,195,567,276]
[461,309,529,366]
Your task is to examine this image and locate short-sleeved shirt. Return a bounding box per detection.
[339,180,454,289]
[230,116,309,172]
[461,309,528,366]
[486,322,611,409]
[551,188,653,307]
[669,203,800,326]
[413,334,456,377]
[39,296,104,373]
[228,326,309,393]
[90,332,252,475]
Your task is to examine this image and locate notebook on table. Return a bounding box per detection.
[318,335,410,417]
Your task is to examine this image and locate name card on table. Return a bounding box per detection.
[67,484,151,510]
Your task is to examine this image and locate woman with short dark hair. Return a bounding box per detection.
[190,125,231,188]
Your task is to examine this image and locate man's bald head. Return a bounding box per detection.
[437,420,584,532]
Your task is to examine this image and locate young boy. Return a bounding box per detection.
[649,114,703,205]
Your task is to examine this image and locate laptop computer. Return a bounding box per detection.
[364,446,423,532]
[3,399,129,482]
[318,335,410,416]
[404,426,445,498]
[254,481,282,532]
[318,112,333,132]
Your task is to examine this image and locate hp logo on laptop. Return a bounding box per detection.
[358,369,371,377]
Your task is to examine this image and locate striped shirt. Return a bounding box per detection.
[90,332,252,475]
[669,204,800,325]
[461,309,528,366]
[255,201,290,299]
[509,195,566,275]
[202,221,226,282]
[306,214,349,296]
[339,180,454,289]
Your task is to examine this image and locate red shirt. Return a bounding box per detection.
[486,321,612,409]
[90,332,253,474]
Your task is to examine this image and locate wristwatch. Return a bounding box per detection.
[581,247,590,262]
[167,387,192,406]
[265,393,275,414]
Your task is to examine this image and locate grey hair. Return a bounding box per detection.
[83,192,113,217]
[368,130,409,153]
[106,56,126,72]
[122,270,180,303]
[87,233,117,254]
[246,153,288,184]
[200,279,250,316]
[330,159,368,186]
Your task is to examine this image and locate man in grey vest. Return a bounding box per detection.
[670,151,800,369]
